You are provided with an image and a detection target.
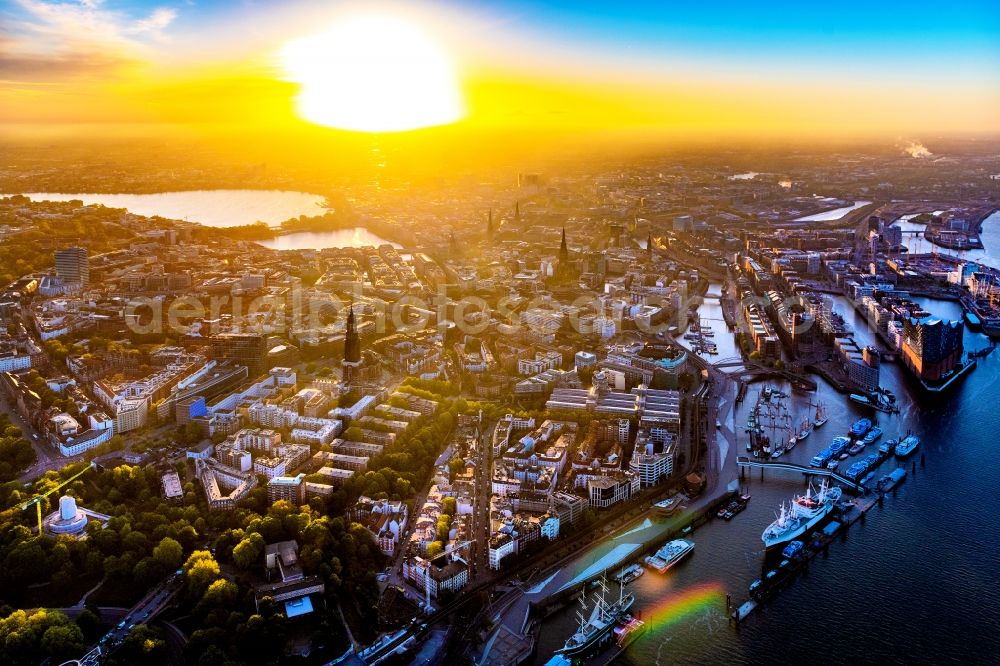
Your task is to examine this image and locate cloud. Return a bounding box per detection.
[130,7,178,35]
[0,1,179,83]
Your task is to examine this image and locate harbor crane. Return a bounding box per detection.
[20,462,96,534]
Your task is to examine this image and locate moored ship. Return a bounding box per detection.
[895,433,920,458]
[644,538,695,573]
[556,578,635,658]
[613,563,644,585]
[850,417,872,438]
[762,480,842,549]
[813,402,828,428]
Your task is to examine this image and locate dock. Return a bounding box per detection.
[730,458,916,625]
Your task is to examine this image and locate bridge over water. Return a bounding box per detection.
[712,357,818,391]
[737,456,867,493]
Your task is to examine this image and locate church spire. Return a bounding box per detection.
[559,226,569,264]
[343,301,360,364]
[487,208,494,237]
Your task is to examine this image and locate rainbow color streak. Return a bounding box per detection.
[640,582,727,633]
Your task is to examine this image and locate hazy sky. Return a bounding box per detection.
[1,0,998,138]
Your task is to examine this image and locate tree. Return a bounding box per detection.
[443,496,457,516]
[232,533,265,570]
[183,550,221,597]
[41,624,85,662]
[425,541,443,559]
[152,536,183,571]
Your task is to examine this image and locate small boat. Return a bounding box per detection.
[798,417,812,441]
[879,440,895,456]
[848,442,865,456]
[895,434,920,458]
[613,563,645,585]
[850,418,873,438]
[782,540,804,559]
[826,460,840,471]
[863,427,883,445]
[716,419,722,429]
[813,402,828,428]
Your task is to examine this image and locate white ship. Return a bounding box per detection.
[644,538,695,573]
[761,480,842,549]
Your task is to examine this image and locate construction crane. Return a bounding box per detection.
[20,462,96,535]
[424,540,473,612]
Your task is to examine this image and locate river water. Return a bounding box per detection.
[896,210,1000,270]
[537,282,1000,664]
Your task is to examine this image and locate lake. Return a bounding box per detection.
[16,190,327,228]
[258,229,401,251]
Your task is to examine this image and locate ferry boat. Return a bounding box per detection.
[556,579,635,658]
[613,615,646,648]
[850,417,872,438]
[644,538,695,573]
[613,564,644,585]
[761,480,843,549]
[813,402,828,428]
[895,434,920,458]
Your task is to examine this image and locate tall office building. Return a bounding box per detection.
[209,333,267,378]
[901,316,964,383]
[54,247,89,285]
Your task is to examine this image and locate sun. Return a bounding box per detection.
[280,14,464,133]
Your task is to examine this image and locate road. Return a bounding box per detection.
[470,417,494,582]
[79,570,184,664]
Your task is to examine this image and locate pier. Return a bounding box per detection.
[729,464,911,625]
[736,456,867,494]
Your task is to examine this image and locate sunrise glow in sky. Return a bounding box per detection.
[1,0,998,138]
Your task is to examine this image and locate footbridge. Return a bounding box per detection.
[737,456,867,493]
[712,358,818,391]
